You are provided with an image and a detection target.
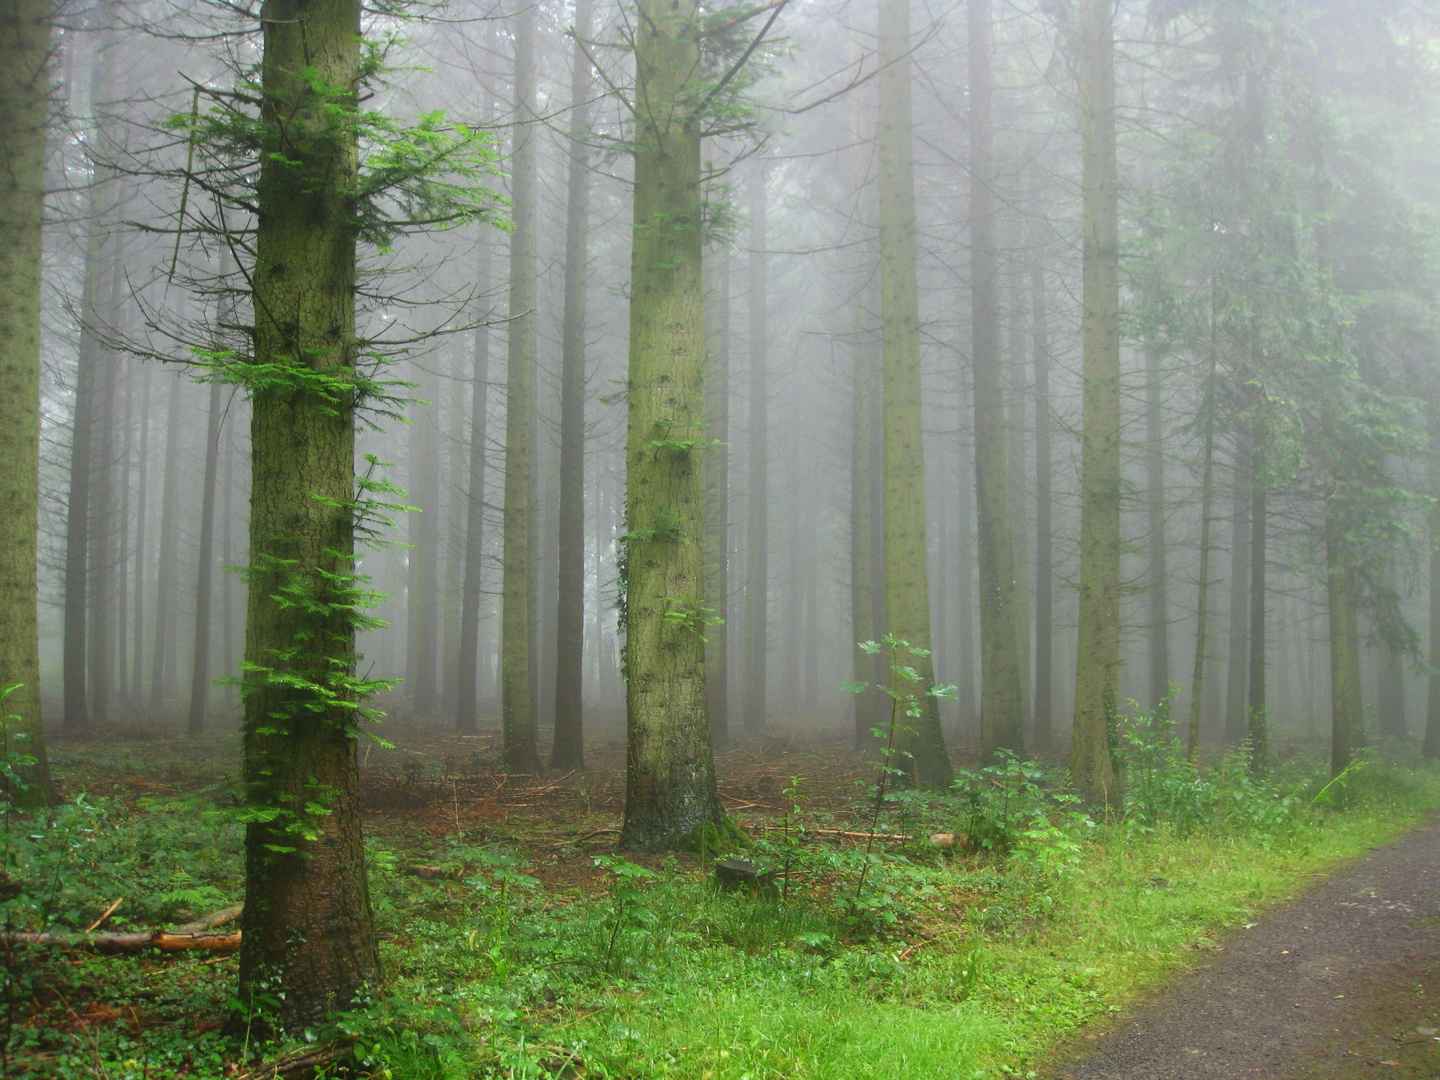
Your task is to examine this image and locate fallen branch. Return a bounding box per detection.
[86,897,124,933]
[743,825,914,842]
[10,904,244,955]
[234,1041,351,1080]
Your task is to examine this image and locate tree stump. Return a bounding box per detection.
[715,858,777,899]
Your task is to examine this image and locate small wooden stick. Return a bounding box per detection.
[86,898,124,934]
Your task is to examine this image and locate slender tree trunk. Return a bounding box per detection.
[1246,477,1267,766]
[705,245,731,748]
[0,0,57,802]
[408,365,440,716]
[186,381,223,735]
[878,0,951,786]
[457,237,493,728]
[441,359,467,717]
[1032,257,1053,749]
[116,364,132,706]
[742,163,769,734]
[552,0,593,769]
[1425,402,1440,758]
[221,412,236,714]
[1376,564,1407,738]
[851,249,880,749]
[956,380,976,732]
[88,285,118,726]
[150,372,184,715]
[1005,221,1032,730]
[1224,433,1252,745]
[239,0,378,1030]
[131,364,151,702]
[1069,0,1121,804]
[501,1,541,772]
[1327,508,1358,777]
[1187,343,1219,761]
[1144,337,1169,709]
[619,0,723,849]
[968,0,1024,759]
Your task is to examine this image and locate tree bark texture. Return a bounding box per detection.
[878,0,951,787]
[619,0,724,850]
[968,0,1024,760]
[1069,0,1121,804]
[552,0,593,769]
[238,0,379,1030]
[0,0,56,802]
[501,1,541,772]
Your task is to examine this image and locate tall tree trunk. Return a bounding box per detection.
[131,364,151,703]
[187,380,223,735]
[1376,565,1407,738]
[705,244,731,747]
[500,1,541,771]
[221,410,236,714]
[1224,433,1252,745]
[851,249,881,749]
[1005,220,1032,731]
[1186,341,1219,761]
[115,363,132,706]
[0,0,57,802]
[619,0,723,849]
[1247,476,1267,766]
[1032,256,1053,749]
[552,0,593,769]
[407,364,440,716]
[968,0,1024,759]
[88,272,119,725]
[1425,402,1440,758]
[1069,0,1121,804]
[742,163,769,734]
[441,358,467,717]
[456,50,495,734]
[149,372,184,715]
[1326,510,1359,777]
[878,0,951,786]
[239,0,378,1030]
[1144,337,1169,709]
[956,380,976,732]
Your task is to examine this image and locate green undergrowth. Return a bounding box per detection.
[7,733,1440,1079]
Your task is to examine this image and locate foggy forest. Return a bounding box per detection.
[5,0,1440,1076]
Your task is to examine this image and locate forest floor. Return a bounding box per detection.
[10,716,1440,1079]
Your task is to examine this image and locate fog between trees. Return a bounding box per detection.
[9,1,1440,838]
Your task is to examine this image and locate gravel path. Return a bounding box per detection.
[1049,817,1440,1080]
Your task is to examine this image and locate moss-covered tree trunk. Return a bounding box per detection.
[877,0,951,787]
[0,0,56,803]
[1069,0,1121,804]
[619,0,723,850]
[501,1,541,773]
[238,0,378,1030]
[968,0,1024,759]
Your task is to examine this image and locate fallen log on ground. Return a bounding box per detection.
[7,903,244,954]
